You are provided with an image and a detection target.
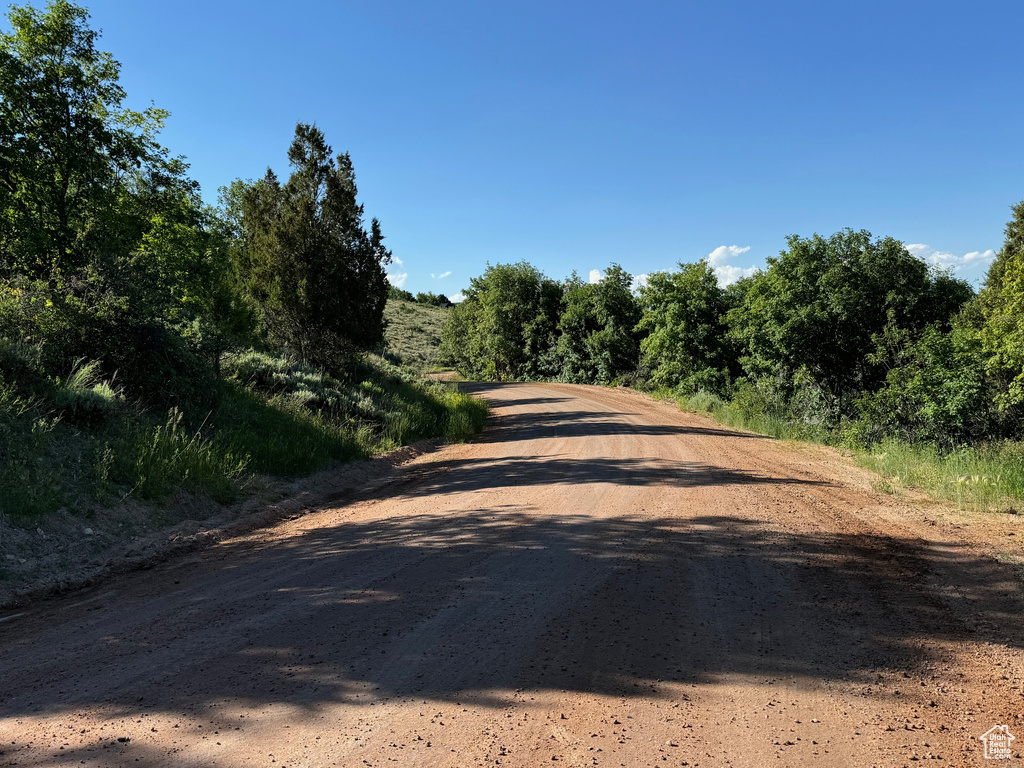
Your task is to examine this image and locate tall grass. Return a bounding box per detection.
[220,350,488,466]
[436,386,489,442]
[856,439,1024,512]
[0,381,66,517]
[1,348,488,518]
[51,358,123,425]
[712,401,833,444]
[667,388,833,443]
[110,407,250,504]
[669,387,1024,513]
[214,383,368,477]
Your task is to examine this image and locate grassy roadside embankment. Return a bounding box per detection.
[659,388,1024,513]
[0,299,485,600]
[0,299,483,521]
[0,350,486,519]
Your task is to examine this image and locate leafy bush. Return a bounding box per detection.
[673,367,733,399]
[0,277,217,409]
[388,286,415,302]
[0,336,46,393]
[415,291,454,308]
[855,324,999,447]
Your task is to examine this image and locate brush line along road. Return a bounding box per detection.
[0,383,1022,766]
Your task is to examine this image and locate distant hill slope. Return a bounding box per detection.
[383,299,449,370]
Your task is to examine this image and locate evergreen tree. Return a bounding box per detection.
[237,124,391,367]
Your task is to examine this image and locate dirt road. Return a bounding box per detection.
[1,383,1023,767]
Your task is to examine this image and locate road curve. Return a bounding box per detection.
[1,382,1022,767]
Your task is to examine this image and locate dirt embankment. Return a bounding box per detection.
[1,382,1022,767]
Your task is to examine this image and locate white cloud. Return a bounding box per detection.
[449,292,465,303]
[906,243,996,276]
[706,245,757,287]
[386,255,408,288]
[931,252,961,270]
[706,245,750,266]
[588,269,603,284]
[714,264,759,286]
[964,249,997,262]
[431,270,452,279]
[631,273,649,292]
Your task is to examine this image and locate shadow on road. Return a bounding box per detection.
[481,409,771,443]
[1,509,1019,738]
[1,381,1019,765]
[390,454,831,495]
[459,382,770,442]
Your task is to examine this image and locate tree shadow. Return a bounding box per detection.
[456,383,575,411]
[2,381,1020,765]
[386,454,832,497]
[1,509,1020,746]
[478,408,770,442]
[457,382,768,442]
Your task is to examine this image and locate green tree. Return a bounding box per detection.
[729,229,973,417]
[977,200,1024,408]
[0,0,168,280]
[439,262,562,380]
[636,260,739,394]
[855,319,995,446]
[0,0,234,405]
[557,265,642,383]
[236,124,391,367]
[388,285,415,302]
[415,291,454,308]
[438,297,485,376]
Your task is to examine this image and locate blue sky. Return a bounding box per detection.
[45,0,1024,297]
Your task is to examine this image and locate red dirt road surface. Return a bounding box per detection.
[1,383,1023,767]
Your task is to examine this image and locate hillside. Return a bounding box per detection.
[0,347,485,522]
[383,299,450,371]
[0,348,487,603]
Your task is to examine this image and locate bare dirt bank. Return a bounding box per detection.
[1,382,1022,767]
